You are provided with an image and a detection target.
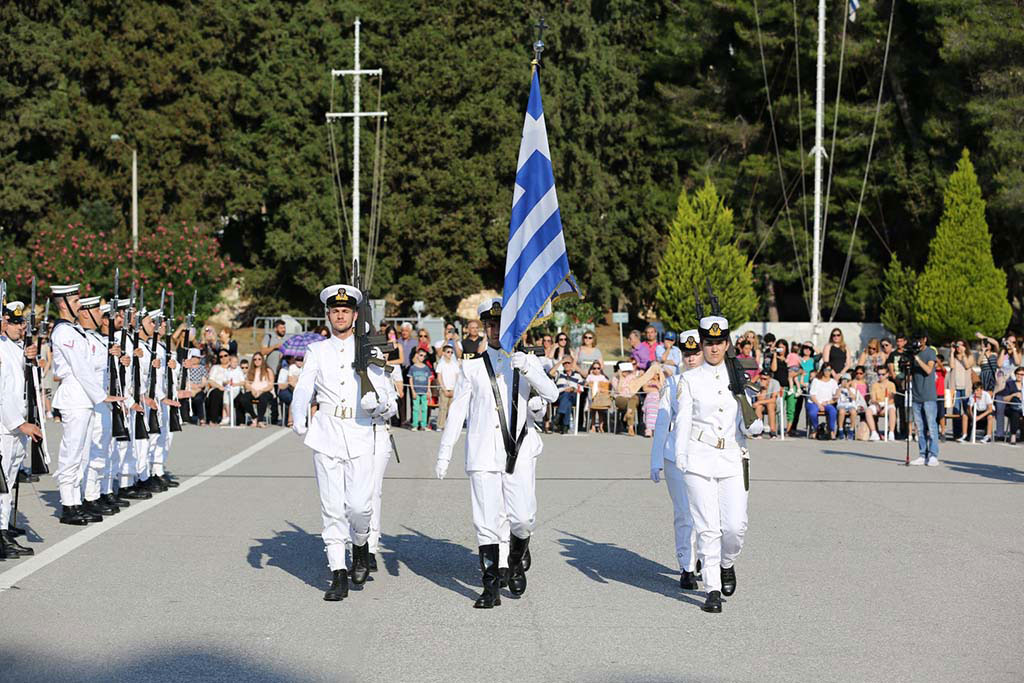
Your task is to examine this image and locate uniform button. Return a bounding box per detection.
[718,408,723,412]
[718,390,722,395]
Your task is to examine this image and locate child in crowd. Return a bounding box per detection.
[966,382,994,443]
[935,354,948,438]
[408,348,432,431]
[836,374,859,440]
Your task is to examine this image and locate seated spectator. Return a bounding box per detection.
[866,367,896,440]
[753,372,781,438]
[966,382,995,443]
[585,360,611,433]
[182,347,208,425]
[736,339,758,380]
[807,365,839,439]
[577,330,604,370]
[205,349,232,425]
[655,331,682,377]
[995,366,1023,444]
[277,356,302,427]
[236,352,274,427]
[612,361,639,437]
[836,374,861,440]
[312,325,330,338]
[553,356,584,434]
[629,330,651,371]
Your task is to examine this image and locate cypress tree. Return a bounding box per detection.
[915,149,1011,341]
[654,179,756,330]
[880,254,917,336]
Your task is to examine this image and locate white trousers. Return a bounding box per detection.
[367,425,393,554]
[468,453,538,547]
[684,471,748,593]
[56,408,94,506]
[0,433,28,528]
[84,404,112,502]
[313,451,374,571]
[151,402,173,476]
[144,406,161,478]
[664,462,698,572]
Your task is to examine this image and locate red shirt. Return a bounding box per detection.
[935,367,946,395]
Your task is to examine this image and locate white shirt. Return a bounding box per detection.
[51,320,107,410]
[435,355,460,391]
[672,361,748,478]
[810,378,839,405]
[0,336,28,433]
[969,391,993,413]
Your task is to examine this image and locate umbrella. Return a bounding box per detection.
[280,331,324,358]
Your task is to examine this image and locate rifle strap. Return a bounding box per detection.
[482,352,527,472]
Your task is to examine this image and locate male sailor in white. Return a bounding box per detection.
[0,301,42,557]
[115,302,152,501]
[434,298,559,609]
[49,284,121,525]
[151,314,180,489]
[650,329,703,590]
[135,309,166,493]
[291,284,397,602]
[673,314,762,613]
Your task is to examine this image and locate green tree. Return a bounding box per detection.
[879,253,917,336]
[915,149,1010,341]
[655,180,756,329]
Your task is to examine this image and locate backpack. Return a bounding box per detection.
[816,423,831,441]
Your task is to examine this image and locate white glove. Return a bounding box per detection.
[650,467,662,483]
[360,393,380,414]
[528,396,546,421]
[674,457,686,472]
[744,418,765,436]
[511,351,529,374]
[435,458,450,480]
[293,422,307,436]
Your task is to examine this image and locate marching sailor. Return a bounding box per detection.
[116,303,152,501]
[650,329,703,589]
[673,313,762,613]
[0,301,42,556]
[49,284,117,525]
[291,284,397,602]
[434,298,558,609]
[151,314,180,488]
[134,308,166,493]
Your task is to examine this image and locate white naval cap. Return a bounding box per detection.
[50,283,80,296]
[680,329,701,354]
[477,297,502,321]
[319,284,361,309]
[4,301,26,322]
[114,297,132,310]
[698,315,729,342]
[145,309,165,321]
[78,296,101,310]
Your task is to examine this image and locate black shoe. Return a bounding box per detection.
[103,493,129,508]
[140,477,167,493]
[60,505,89,526]
[474,544,502,608]
[695,558,702,581]
[507,535,530,596]
[120,485,152,500]
[17,470,30,483]
[522,548,532,572]
[159,473,180,488]
[679,570,699,590]
[499,567,509,588]
[324,569,349,601]
[721,565,737,596]
[78,502,104,523]
[351,543,370,585]
[368,553,378,573]
[84,498,118,516]
[0,530,34,557]
[701,590,722,613]
[7,524,27,537]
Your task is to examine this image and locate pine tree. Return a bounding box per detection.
[654,180,757,330]
[914,149,1011,341]
[879,254,917,336]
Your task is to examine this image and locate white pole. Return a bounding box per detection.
[131,147,138,269]
[971,402,977,444]
[810,0,825,347]
[778,394,786,440]
[352,17,361,278]
[618,322,624,357]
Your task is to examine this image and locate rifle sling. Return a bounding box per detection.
[481,352,527,474]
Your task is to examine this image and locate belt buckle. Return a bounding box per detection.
[334,406,353,419]
[716,437,725,449]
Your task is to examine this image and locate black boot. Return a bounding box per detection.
[159,473,180,488]
[499,567,509,588]
[60,505,89,526]
[368,552,378,573]
[701,590,722,613]
[324,569,349,601]
[0,530,34,557]
[351,542,370,585]
[119,485,152,500]
[141,476,168,493]
[7,523,27,537]
[679,570,699,590]
[522,548,532,572]
[103,493,129,508]
[84,498,118,516]
[695,558,702,581]
[507,535,530,596]
[721,565,737,596]
[473,544,502,608]
[77,503,103,523]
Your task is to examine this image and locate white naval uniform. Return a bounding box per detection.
[0,336,30,528]
[437,347,558,547]
[673,361,750,594]
[84,329,114,502]
[113,334,138,489]
[134,336,159,482]
[51,320,107,507]
[151,341,175,478]
[367,364,400,555]
[291,334,397,572]
[650,372,697,573]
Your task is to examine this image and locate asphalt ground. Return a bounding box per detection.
[1,422,1022,682]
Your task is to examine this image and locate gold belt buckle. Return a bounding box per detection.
[716,437,725,449]
[334,406,353,419]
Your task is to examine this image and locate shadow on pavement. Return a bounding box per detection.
[942,460,1024,482]
[822,449,907,464]
[556,530,704,607]
[379,526,480,600]
[38,488,62,516]
[246,521,326,591]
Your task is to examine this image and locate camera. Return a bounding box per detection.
[909,339,922,353]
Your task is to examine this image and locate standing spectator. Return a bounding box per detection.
[396,322,419,427]
[974,334,1000,393]
[434,342,459,430]
[236,352,274,428]
[199,325,219,359]
[408,348,432,431]
[966,382,995,443]
[577,330,604,369]
[654,331,682,376]
[553,332,573,364]
[822,328,851,376]
[787,343,816,435]
[908,331,939,465]
[807,365,839,439]
[760,333,777,377]
[948,339,975,439]
[887,334,913,439]
[218,327,238,357]
[769,339,791,391]
[642,326,659,366]
[277,356,302,427]
[416,328,436,366]
[628,330,651,370]
[612,361,639,436]
[553,356,584,434]
[435,323,463,359]
[994,366,1023,443]
[753,372,781,438]
[783,367,802,431]
[461,319,484,360]
[260,319,289,376]
[540,333,554,361]
[857,338,887,387]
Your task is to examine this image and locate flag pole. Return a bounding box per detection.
[532,17,547,73]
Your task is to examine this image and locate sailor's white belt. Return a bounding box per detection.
[320,403,356,420]
[692,429,738,450]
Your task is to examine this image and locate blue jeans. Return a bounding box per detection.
[912,400,939,460]
[556,392,576,427]
[807,402,837,432]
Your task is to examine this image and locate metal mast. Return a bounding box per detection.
[810,0,826,345]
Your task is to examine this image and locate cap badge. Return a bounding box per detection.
[710,322,721,335]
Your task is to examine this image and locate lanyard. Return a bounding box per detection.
[482,352,527,474]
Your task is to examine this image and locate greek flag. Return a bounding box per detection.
[849,0,860,22]
[499,70,578,352]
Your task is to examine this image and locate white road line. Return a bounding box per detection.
[0,428,291,592]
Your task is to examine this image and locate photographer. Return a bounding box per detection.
[908,331,940,466]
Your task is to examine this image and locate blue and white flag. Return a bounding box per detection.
[848,0,860,22]
[499,70,579,352]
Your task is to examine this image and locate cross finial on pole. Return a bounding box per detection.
[533,16,548,65]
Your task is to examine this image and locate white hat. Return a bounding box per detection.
[50,283,80,296]
[319,284,361,308]
[78,296,101,310]
[114,297,132,310]
[680,329,701,354]
[698,315,729,342]
[4,301,26,322]
[99,302,113,315]
[145,309,165,321]
[477,297,503,320]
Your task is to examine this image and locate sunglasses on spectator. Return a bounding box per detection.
[583,335,593,340]
[444,348,453,353]
[219,353,228,358]
[855,371,864,375]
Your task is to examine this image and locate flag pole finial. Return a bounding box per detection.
[532,17,547,70]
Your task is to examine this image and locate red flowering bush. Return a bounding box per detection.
[7,221,239,321]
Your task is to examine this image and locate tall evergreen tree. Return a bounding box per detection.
[655,180,756,329]
[880,253,916,335]
[915,149,1010,341]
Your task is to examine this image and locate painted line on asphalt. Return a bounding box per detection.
[0,428,290,592]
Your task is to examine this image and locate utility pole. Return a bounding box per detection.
[325,17,387,284]
[809,0,826,347]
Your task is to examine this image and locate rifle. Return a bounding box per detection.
[176,289,197,422]
[352,275,399,462]
[146,289,165,434]
[109,268,129,440]
[131,286,149,440]
[0,280,8,494]
[23,277,50,476]
[705,277,759,429]
[116,283,135,441]
[165,293,182,432]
